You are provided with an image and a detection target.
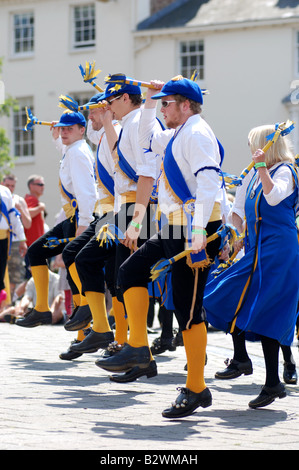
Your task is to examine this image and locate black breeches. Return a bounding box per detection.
[75,203,156,300]
[118,220,222,331]
[0,238,8,291]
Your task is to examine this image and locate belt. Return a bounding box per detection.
[0,229,9,240]
[120,191,137,205]
[167,202,221,226]
[95,196,115,216]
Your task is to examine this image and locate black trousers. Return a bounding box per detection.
[0,238,8,291]
[27,217,77,293]
[62,212,116,297]
[118,220,222,331]
[75,203,156,301]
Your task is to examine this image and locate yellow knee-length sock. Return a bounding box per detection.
[183,322,207,393]
[31,265,50,312]
[84,291,110,333]
[68,262,88,307]
[76,327,90,342]
[112,297,128,344]
[123,287,153,359]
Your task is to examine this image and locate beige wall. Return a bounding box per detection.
[0,0,150,226]
[134,22,299,176]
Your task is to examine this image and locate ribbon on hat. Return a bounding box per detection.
[23,107,53,131]
[105,73,157,90]
[59,95,105,112]
[79,61,104,93]
[223,120,295,188]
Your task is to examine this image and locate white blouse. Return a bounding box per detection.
[231,163,295,221]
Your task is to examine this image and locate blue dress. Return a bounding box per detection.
[204,163,299,346]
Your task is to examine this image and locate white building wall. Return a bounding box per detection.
[0,0,150,226]
[134,22,299,175]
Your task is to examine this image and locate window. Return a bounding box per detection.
[179,40,204,80]
[13,12,34,55]
[72,4,96,49]
[13,99,35,159]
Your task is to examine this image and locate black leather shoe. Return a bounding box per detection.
[109,360,157,383]
[283,362,298,384]
[95,343,151,372]
[70,329,114,353]
[215,358,253,379]
[64,305,92,331]
[151,336,176,355]
[162,387,212,418]
[59,340,83,360]
[15,309,52,328]
[248,382,286,409]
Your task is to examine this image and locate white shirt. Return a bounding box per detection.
[139,108,222,227]
[231,163,295,221]
[54,137,98,227]
[115,108,161,199]
[87,120,122,210]
[0,185,26,241]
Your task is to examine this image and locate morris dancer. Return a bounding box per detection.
[69,78,162,366]
[96,76,223,417]
[16,111,98,328]
[59,93,124,358]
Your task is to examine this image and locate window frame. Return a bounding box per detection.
[71,3,96,51]
[178,38,205,82]
[12,98,35,163]
[11,11,35,58]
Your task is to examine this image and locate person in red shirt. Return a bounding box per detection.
[24,175,46,278]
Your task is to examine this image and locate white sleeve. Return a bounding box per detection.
[138,107,173,156]
[264,165,295,205]
[69,149,97,226]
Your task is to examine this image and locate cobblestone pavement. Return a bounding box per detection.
[1,320,299,452]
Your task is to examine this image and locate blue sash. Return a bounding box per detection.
[96,143,115,196]
[163,131,222,268]
[0,195,19,255]
[59,179,78,224]
[116,130,139,183]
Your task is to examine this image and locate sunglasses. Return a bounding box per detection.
[106,95,122,105]
[161,100,177,108]
[32,183,44,187]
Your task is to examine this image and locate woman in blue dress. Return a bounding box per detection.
[204,124,299,409]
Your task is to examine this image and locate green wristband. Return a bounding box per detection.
[130,220,142,229]
[192,228,207,235]
[254,162,267,169]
